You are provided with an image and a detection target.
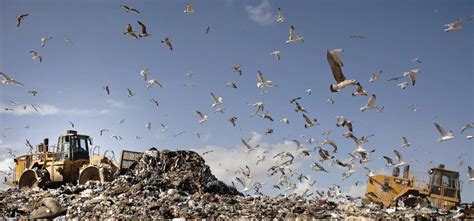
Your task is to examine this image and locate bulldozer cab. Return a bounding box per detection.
[57,130,91,161]
[427,165,461,200]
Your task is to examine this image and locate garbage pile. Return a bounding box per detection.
[0,150,471,219]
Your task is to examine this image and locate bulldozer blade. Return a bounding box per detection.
[78,166,102,185]
[18,169,50,190]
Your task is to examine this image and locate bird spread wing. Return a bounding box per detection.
[434,122,447,136]
[289,26,296,39]
[367,94,376,107]
[327,50,346,83]
[394,150,403,163]
[257,71,266,82]
[137,21,147,33]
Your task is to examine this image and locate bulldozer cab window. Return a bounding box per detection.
[75,136,88,152]
[441,172,458,198]
[430,171,442,195]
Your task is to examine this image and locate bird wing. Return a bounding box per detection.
[403,137,409,144]
[0,72,12,81]
[257,71,266,82]
[355,82,364,93]
[126,24,133,32]
[277,8,283,17]
[327,50,346,83]
[383,156,393,165]
[210,93,218,102]
[367,94,376,107]
[137,21,147,34]
[394,150,403,163]
[121,5,130,11]
[302,114,312,124]
[289,26,296,39]
[196,111,204,118]
[434,122,447,136]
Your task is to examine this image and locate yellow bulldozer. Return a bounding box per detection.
[363,164,463,209]
[6,130,141,190]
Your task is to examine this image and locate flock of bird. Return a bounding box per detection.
[1,3,474,197]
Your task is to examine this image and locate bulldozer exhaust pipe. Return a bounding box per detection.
[403,165,410,179]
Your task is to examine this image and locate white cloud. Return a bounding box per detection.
[105,99,126,109]
[245,0,274,26]
[346,183,367,198]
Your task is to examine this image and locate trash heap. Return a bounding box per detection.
[0,150,471,219]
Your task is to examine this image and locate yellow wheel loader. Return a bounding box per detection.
[7,130,121,190]
[363,164,464,210]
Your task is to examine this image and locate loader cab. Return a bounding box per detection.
[57,130,91,161]
[428,164,460,199]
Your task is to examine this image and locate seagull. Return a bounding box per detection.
[64,35,73,45]
[40,37,52,47]
[249,101,264,116]
[28,90,38,96]
[214,108,224,114]
[120,5,140,13]
[184,3,194,14]
[127,88,135,97]
[30,104,39,112]
[468,166,474,181]
[0,72,24,86]
[196,111,208,124]
[401,137,411,148]
[311,162,328,172]
[150,98,159,108]
[210,92,223,107]
[241,138,259,153]
[318,147,333,162]
[232,65,242,75]
[68,121,75,128]
[403,69,419,86]
[16,13,29,27]
[174,131,186,137]
[280,117,289,125]
[434,122,455,142]
[460,122,474,134]
[111,135,123,140]
[369,70,382,83]
[352,82,368,96]
[444,19,462,32]
[303,114,318,128]
[398,82,409,89]
[327,98,335,104]
[204,26,210,34]
[382,156,394,167]
[161,37,173,50]
[160,123,168,132]
[322,139,338,153]
[271,50,281,61]
[235,177,251,192]
[140,68,149,81]
[290,97,301,104]
[276,8,285,23]
[137,21,150,38]
[412,58,422,63]
[265,128,274,135]
[305,89,312,95]
[228,116,237,126]
[294,102,307,113]
[103,85,110,95]
[261,111,274,121]
[25,139,34,151]
[286,25,303,44]
[185,70,193,79]
[123,24,139,39]
[99,129,109,136]
[350,35,366,39]
[30,51,42,62]
[327,49,356,92]
[257,70,273,88]
[145,122,152,130]
[146,79,163,89]
[118,118,125,124]
[394,150,407,167]
[226,82,238,88]
[336,116,353,132]
[360,94,376,112]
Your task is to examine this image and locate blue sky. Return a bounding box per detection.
[1,0,473,201]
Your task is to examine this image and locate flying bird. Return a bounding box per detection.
[241,138,259,153]
[393,150,407,167]
[145,122,152,130]
[468,166,474,181]
[360,94,376,112]
[226,82,238,88]
[257,70,273,88]
[99,129,109,136]
[150,98,159,108]
[322,139,338,153]
[160,123,168,132]
[140,68,149,81]
[434,122,455,142]
[137,21,150,38]
[460,122,474,134]
[444,19,462,32]
[401,137,411,148]
[146,79,163,89]
[311,162,328,172]
[294,102,307,113]
[286,25,303,44]
[352,82,368,96]
[161,37,173,50]
[403,69,419,86]
[271,51,281,61]
[349,35,366,39]
[398,82,409,89]
[196,111,208,124]
[369,70,382,83]
[28,90,38,96]
[16,13,29,27]
[336,116,353,132]
[210,93,223,107]
[103,85,110,95]
[184,3,194,14]
[30,51,42,62]
[40,37,52,47]
[228,116,237,126]
[232,65,242,75]
[0,72,24,86]
[327,49,356,92]
[412,58,422,63]
[64,35,73,45]
[120,5,140,13]
[123,24,139,39]
[276,8,285,23]
[204,26,210,34]
[68,121,75,128]
[303,114,318,128]
[280,117,289,125]
[127,88,135,97]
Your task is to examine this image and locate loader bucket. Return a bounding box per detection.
[18,169,50,190]
[78,166,102,185]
